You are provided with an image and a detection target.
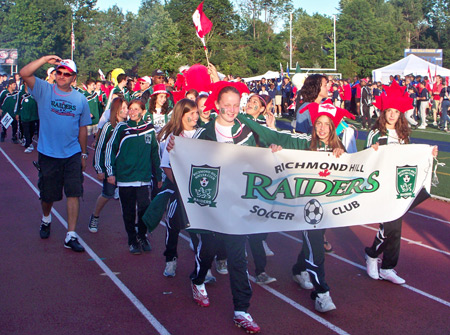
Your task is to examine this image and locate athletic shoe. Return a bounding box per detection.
[164,257,177,277]
[40,221,51,239]
[262,240,274,256]
[255,272,277,285]
[139,236,152,252]
[433,121,438,126]
[379,268,405,285]
[24,146,34,153]
[233,313,261,333]
[191,282,209,307]
[292,271,314,289]
[64,236,85,252]
[365,254,380,280]
[418,125,426,129]
[215,259,228,275]
[315,291,336,313]
[88,214,99,233]
[129,243,141,255]
[204,269,216,284]
[21,138,26,146]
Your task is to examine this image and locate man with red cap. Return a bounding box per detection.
[20,55,91,252]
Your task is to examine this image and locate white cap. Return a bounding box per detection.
[57,59,77,73]
[47,67,55,76]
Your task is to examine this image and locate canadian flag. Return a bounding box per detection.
[193,1,213,47]
[71,23,75,51]
[427,65,433,90]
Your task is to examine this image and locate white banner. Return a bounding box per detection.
[170,137,433,235]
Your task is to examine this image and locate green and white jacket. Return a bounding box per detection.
[105,119,162,185]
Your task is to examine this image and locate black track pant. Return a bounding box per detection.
[119,186,150,245]
[292,229,329,294]
[218,233,252,312]
[365,218,402,269]
[248,233,267,276]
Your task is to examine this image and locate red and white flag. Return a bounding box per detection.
[427,65,433,90]
[193,1,212,47]
[71,23,75,51]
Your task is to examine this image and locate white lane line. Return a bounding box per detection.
[1,148,171,335]
[360,225,450,256]
[177,232,350,335]
[278,232,450,308]
[249,275,350,335]
[409,210,450,225]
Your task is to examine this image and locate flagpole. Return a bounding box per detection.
[71,22,74,60]
[204,46,210,66]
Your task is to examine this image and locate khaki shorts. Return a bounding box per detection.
[275,96,282,105]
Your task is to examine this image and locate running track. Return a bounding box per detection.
[1,138,449,335]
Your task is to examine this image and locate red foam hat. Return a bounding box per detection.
[373,80,413,113]
[151,84,170,97]
[298,99,355,127]
[204,81,250,112]
[185,64,212,93]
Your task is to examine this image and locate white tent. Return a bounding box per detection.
[372,54,450,84]
[243,70,280,83]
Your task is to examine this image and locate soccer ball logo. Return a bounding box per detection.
[402,175,410,183]
[304,199,324,225]
[200,177,209,187]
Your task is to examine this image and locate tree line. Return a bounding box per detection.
[0,0,448,80]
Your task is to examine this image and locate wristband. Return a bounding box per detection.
[81,153,88,159]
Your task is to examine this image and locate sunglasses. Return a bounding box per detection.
[56,70,74,78]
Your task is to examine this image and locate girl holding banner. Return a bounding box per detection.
[157,99,199,278]
[237,101,352,313]
[364,80,438,285]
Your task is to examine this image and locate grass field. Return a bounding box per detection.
[277,116,450,199]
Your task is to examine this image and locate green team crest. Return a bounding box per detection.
[188,165,220,207]
[396,165,417,199]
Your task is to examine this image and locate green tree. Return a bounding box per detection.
[0,0,72,71]
[137,0,186,75]
[290,10,334,69]
[336,0,405,77]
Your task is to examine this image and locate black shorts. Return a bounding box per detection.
[38,152,84,203]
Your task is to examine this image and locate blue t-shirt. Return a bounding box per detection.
[30,77,91,158]
[295,102,313,133]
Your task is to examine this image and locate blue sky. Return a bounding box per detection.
[95,0,340,17]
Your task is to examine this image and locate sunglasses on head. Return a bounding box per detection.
[56,70,74,78]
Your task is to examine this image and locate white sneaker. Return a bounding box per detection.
[315,291,336,313]
[24,146,34,153]
[365,254,381,280]
[163,258,177,277]
[204,269,216,284]
[262,240,274,256]
[215,259,228,275]
[255,272,277,285]
[433,121,438,126]
[418,125,426,129]
[379,268,405,284]
[293,271,314,289]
